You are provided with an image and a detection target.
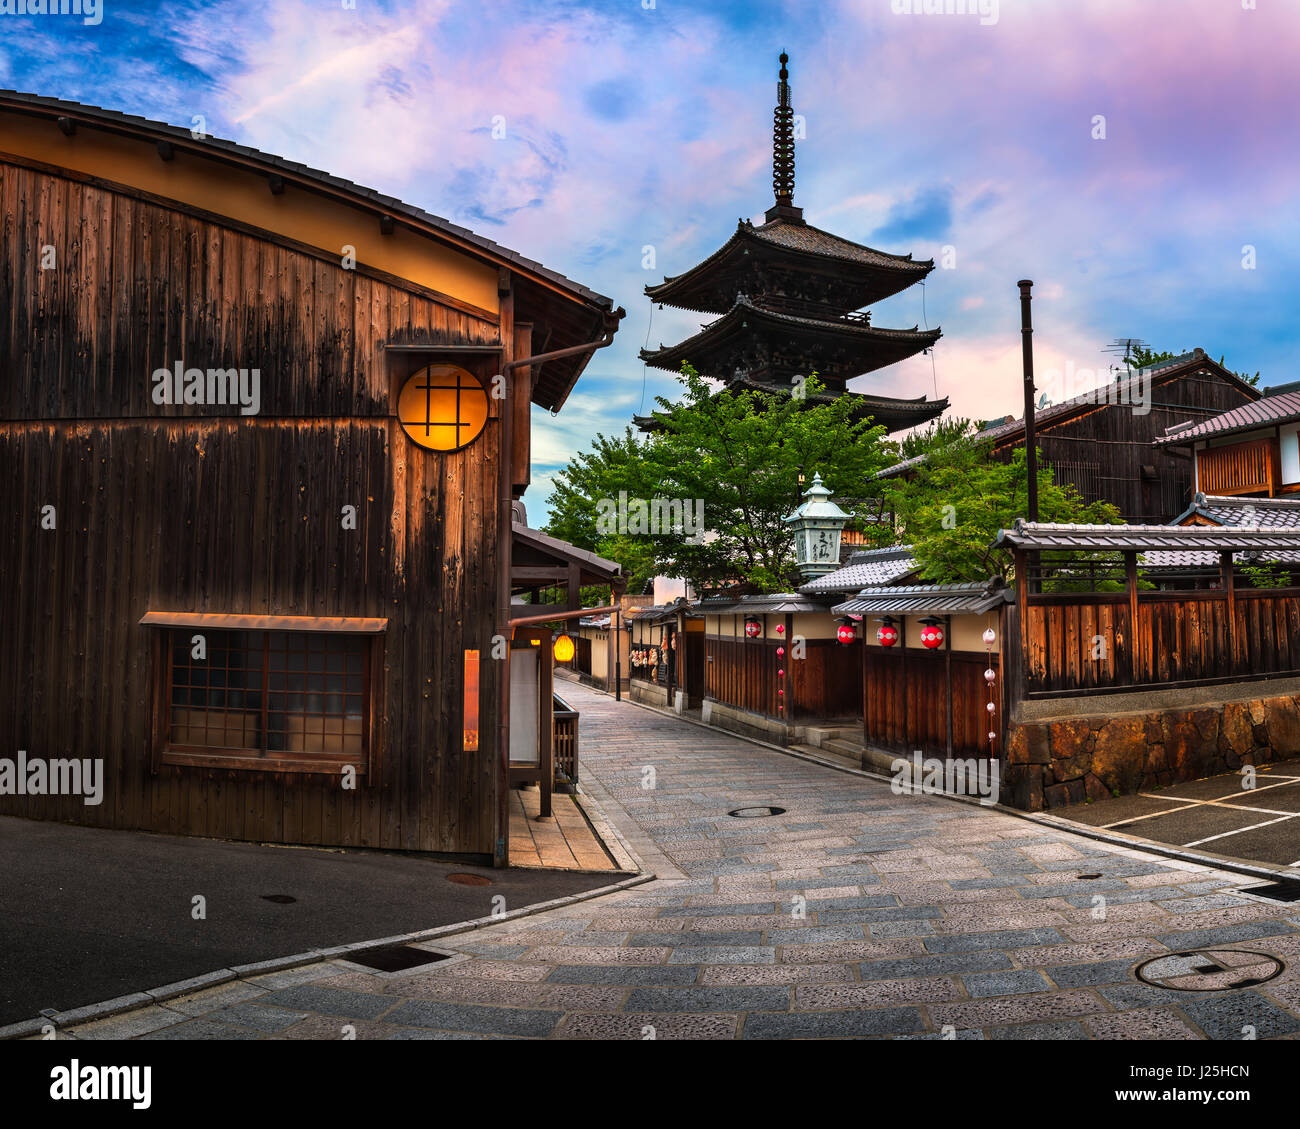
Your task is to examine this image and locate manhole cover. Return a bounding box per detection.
[1076,874,1102,880]
[728,806,787,818]
[261,894,297,904]
[447,873,493,886]
[345,945,451,973]
[1135,949,1284,992]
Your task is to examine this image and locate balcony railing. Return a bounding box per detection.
[1197,437,1277,497]
[553,693,578,789]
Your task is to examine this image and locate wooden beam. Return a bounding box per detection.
[1125,550,1140,681]
[1221,550,1238,674]
[268,174,285,196]
[566,562,581,612]
[57,116,76,137]
[944,616,954,758]
[157,140,175,162]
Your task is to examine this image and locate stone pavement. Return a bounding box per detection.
[44,682,1300,1040]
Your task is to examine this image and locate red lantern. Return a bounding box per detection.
[744,617,762,638]
[876,617,899,648]
[836,618,857,646]
[919,617,945,650]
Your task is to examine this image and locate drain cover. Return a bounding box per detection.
[447,873,493,886]
[261,894,297,904]
[345,945,451,973]
[1240,881,1300,903]
[1076,874,1102,880]
[728,806,787,818]
[1135,949,1284,992]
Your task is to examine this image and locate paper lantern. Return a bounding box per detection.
[984,668,996,683]
[919,617,945,650]
[776,647,786,657]
[836,618,857,646]
[744,617,762,638]
[553,634,575,663]
[982,627,996,646]
[876,617,899,647]
[775,623,785,634]
[987,701,996,714]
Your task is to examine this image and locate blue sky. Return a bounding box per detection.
[5,0,1300,524]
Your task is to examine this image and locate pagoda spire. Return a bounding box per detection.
[767,52,803,224]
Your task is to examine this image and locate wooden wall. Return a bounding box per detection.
[0,158,505,857]
[1022,588,1300,696]
[995,371,1257,523]
[865,650,997,756]
[704,635,861,721]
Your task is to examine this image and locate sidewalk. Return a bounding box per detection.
[25,680,1300,1040]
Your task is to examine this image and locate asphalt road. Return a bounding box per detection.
[1055,758,1300,871]
[0,815,614,1025]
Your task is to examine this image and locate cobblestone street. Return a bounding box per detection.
[55,682,1300,1041]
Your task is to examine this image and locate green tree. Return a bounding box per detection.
[880,424,1121,583]
[544,364,891,592]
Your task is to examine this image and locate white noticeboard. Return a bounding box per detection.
[509,649,540,765]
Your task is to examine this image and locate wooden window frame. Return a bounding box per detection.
[146,618,385,778]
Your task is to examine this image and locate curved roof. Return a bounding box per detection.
[1155,389,1300,447]
[645,218,934,314]
[640,296,941,380]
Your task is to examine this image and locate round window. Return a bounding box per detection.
[397,364,489,451]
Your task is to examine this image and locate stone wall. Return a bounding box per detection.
[1004,693,1300,810]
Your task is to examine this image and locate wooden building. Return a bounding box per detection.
[1154,384,1300,498]
[877,349,1261,523]
[0,92,622,864]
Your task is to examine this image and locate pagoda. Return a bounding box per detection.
[637,53,947,433]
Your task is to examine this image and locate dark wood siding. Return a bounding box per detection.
[0,158,505,856]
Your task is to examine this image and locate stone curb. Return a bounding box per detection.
[3,782,655,1041]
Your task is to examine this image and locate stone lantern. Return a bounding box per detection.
[783,472,850,580]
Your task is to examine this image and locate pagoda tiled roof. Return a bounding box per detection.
[645,218,933,315]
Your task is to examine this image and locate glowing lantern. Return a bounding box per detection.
[919,617,945,650]
[876,616,899,647]
[783,471,851,581]
[836,618,857,646]
[744,617,762,638]
[553,634,575,663]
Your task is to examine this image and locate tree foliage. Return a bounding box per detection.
[879,423,1122,583]
[544,365,890,592]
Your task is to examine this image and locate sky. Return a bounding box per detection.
[6,0,1300,525]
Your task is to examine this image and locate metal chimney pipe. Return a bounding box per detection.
[1018,280,1039,523]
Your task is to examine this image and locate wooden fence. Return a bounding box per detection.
[704,636,862,721]
[1021,588,1300,697]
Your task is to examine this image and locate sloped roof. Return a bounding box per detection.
[512,524,622,581]
[832,581,1012,617]
[1155,390,1300,447]
[992,520,1300,554]
[1172,492,1300,530]
[707,592,837,616]
[800,546,919,593]
[876,350,1259,479]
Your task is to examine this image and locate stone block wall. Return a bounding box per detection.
[1004,694,1300,810]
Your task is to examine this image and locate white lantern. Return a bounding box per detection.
[982,627,996,646]
[783,472,851,581]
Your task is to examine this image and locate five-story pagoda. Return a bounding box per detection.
[637,53,947,433]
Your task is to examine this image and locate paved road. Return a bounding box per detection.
[0,816,611,1026]
[44,683,1300,1039]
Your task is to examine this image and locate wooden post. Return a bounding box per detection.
[1221,550,1237,675]
[1014,548,1029,691]
[900,616,909,751]
[539,629,553,819]
[861,619,870,754]
[944,614,954,758]
[1125,550,1140,684]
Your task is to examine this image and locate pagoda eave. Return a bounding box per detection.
[639,300,941,379]
[644,222,934,315]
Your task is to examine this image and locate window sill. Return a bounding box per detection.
[161,748,367,776]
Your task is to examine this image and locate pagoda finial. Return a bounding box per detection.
[767,52,803,223]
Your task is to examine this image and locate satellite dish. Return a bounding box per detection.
[1037,393,1051,410]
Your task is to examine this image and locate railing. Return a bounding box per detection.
[553,693,578,788]
[1198,437,1276,496]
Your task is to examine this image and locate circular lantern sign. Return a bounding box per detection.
[398,364,489,451]
[919,617,945,650]
[553,634,575,663]
[836,620,857,646]
[744,617,762,638]
[876,619,899,647]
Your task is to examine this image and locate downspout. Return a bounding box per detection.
[495,307,624,867]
